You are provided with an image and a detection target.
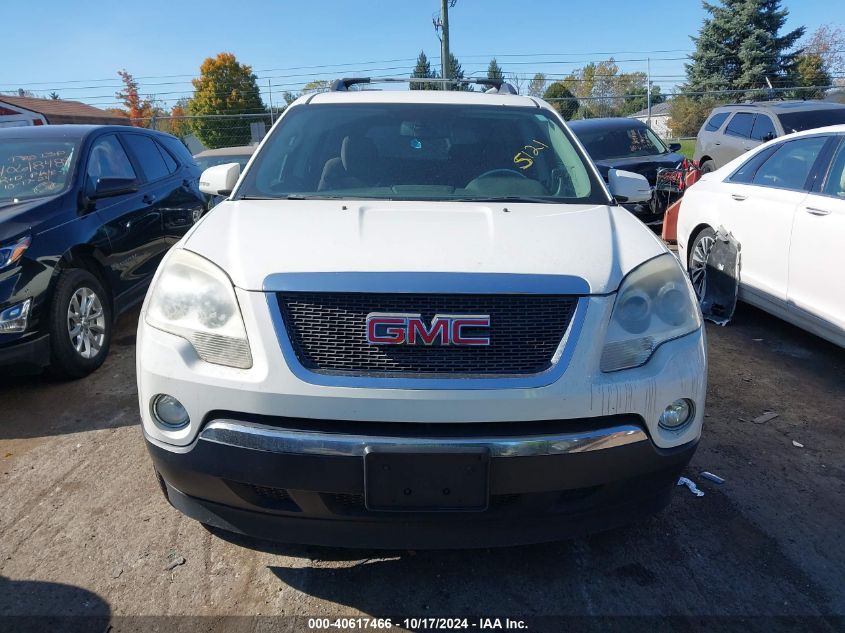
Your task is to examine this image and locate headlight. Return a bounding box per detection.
[0,236,31,269]
[145,249,252,368]
[601,254,701,372]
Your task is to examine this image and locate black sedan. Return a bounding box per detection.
[0,125,205,377]
[568,117,684,227]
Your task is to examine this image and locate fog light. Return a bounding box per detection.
[659,399,694,430]
[151,394,189,429]
[0,298,31,333]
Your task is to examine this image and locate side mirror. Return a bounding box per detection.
[762,132,777,142]
[668,142,682,152]
[608,169,652,203]
[199,163,240,196]
[91,177,138,199]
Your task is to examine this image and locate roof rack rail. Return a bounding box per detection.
[329,77,518,95]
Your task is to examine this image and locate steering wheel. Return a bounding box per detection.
[473,168,528,180]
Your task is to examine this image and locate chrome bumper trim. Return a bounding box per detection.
[198,420,649,458]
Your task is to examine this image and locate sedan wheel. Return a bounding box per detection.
[67,287,106,359]
[689,229,716,300]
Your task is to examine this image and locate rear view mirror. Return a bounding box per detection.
[608,169,652,203]
[91,177,138,199]
[199,163,240,196]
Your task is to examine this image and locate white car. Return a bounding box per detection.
[137,80,707,548]
[679,125,845,347]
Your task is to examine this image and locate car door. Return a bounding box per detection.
[718,112,757,166]
[787,135,845,333]
[85,133,164,301]
[120,132,200,247]
[721,135,829,303]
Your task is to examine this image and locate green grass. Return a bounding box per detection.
[676,139,696,159]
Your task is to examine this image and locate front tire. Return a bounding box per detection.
[48,268,113,379]
[699,160,717,174]
[688,227,716,300]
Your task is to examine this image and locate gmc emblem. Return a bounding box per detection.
[366,313,491,346]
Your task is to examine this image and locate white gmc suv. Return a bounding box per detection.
[137,80,707,548]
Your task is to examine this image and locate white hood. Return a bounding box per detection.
[182,200,667,294]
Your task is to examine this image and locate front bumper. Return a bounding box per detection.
[147,415,697,548]
[0,333,50,370]
[138,287,706,547]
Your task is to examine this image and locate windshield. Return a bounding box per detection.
[236,103,607,204]
[195,154,252,171]
[0,140,77,203]
[573,124,668,161]
[778,108,845,133]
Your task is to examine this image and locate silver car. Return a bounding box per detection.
[693,100,845,173]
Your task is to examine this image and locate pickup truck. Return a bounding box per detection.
[137,80,707,548]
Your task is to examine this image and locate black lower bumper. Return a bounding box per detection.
[147,417,697,549]
[0,334,50,370]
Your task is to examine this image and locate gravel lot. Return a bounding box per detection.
[1,303,843,631]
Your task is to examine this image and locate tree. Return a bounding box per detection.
[486,58,504,83]
[668,96,721,137]
[527,73,547,98]
[685,0,804,94]
[802,26,845,75]
[302,80,331,93]
[559,59,648,117]
[790,53,831,98]
[188,53,265,149]
[448,54,472,90]
[543,82,578,120]
[115,70,161,125]
[165,98,192,139]
[620,85,665,116]
[411,50,439,90]
[49,92,60,100]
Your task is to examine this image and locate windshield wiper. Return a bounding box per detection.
[449,196,559,204]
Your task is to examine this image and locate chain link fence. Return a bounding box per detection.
[131,84,843,155]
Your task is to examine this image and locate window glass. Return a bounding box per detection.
[238,104,607,203]
[86,135,136,190]
[159,136,194,166]
[822,140,845,198]
[574,124,667,160]
[156,141,178,173]
[122,134,169,182]
[778,108,845,133]
[750,115,777,142]
[0,139,77,202]
[751,136,827,191]
[705,112,729,132]
[728,145,779,184]
[725,113,755,138]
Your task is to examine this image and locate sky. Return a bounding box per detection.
[3,0,840,110]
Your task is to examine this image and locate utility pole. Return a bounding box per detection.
[646,57,651,129]
[268,78,275,124]
[440,0,451,89]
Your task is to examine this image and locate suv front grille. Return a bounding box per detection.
[277,292,577,376]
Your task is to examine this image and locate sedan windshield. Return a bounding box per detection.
[0,140,77,203]
[574,125,668,161]
[236,103,608,204]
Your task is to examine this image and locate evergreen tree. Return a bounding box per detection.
[486,58,504,83]
[411,51,438,90]
[448,53,472,90]
[686,0,804,93]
